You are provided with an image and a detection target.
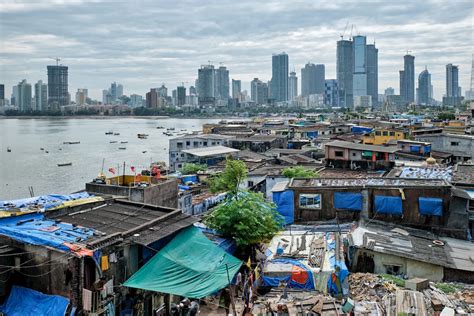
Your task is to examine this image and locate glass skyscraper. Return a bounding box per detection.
[301,63,325,97]
[47,65,68,107]
[271,53,289,102]
[336,39,353,107]
[417,67,431,105]
[400,54,415,104]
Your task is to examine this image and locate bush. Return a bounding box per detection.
[282,166,318,178]
[180,163,207,174]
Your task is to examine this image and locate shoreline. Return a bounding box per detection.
[0,115,239,120]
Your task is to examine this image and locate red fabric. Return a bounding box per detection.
[135,174,142,182]
[131,166,136,173]
[291,265,308,284]
[108,168,115,174]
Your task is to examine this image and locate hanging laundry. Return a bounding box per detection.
[109,252,118,263]
[101,255,109,271]
[82,289,92,311]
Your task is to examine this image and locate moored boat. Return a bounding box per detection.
[57,162,72,167]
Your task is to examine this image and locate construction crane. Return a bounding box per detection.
[340,21,349,40]
[48,57,61,66]
[406,50,412,55]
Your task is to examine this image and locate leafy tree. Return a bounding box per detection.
[180,163,207,174]
[437,112,455,120]
[204,191,283,247]
[209,158,248,194]
[282,166,318,178]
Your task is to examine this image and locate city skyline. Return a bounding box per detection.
[0,0,472,100]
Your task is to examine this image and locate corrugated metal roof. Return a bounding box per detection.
[182,146,239,157]
[325,140,399,153]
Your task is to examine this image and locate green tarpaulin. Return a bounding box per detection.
[123,226,242,298]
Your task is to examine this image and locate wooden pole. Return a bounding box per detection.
[225,264,237,316]
[122,161,126,185]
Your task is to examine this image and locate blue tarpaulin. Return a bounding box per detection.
[178,185,191,190]
[272,190,294,225]
[262,258,315,290]
[374,196,403,215]
[0,192,93,211]
[306,131,318,139]
[327,256,350,297]
[419,197,443,216]
[0,213,95,252]
[351,126,373,135]
[334,192,362,211]
[0,286,69,316]
[410,145,421,153]
[181,175,198,184]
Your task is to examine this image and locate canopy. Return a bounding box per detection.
[0,286,69,316]
[124,226,242,298]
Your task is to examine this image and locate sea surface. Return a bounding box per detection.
[0,117,222,200]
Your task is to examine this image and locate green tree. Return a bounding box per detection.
[282,166,318,178]
[437,112,455,120]
[209,158,248,194]
[180,163,207,174]
[204,191,283,247]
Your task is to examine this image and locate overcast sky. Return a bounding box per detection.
[0,0,472,100]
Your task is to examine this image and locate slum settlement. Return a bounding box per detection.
[1,110,474,315]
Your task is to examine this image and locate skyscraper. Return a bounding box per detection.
[11,86,18,106]
[251,78,268,105]
[301,63,325,96]
[324,79,339,107]
[17,79,32,112]
[146,88,159,108]
[198,65,215,106]
[288,71,298,101]
[75,88,88,106]
[417,67,431,105]
[215,66,229,100]
[232,79,241,99]
[0,84,4,101]
[157,84,168,98]
[444,64,462,105]
[352,35,368,103]
[129,94,143,108]
[117,84,123,99]
[177,86,186,106]
[336,39,353,107]
[47,65,68,108]
[400,54,415,104]
[366,44,378,106]
[271,52,289,102]
[34,80,47,111]
[110,82,117,102]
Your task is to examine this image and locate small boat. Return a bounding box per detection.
[110,141,117,143]
[59,148,62,151]
[114,133,120,136]
[142,151,147,153]
[163,132,172,136]
[137,134,148,139]
[118,147,126,150]
[105,131,113,135]
[156,126,164,129]
[63,141,80,145]
[7,147,11,152]
[120,141,128,144]
[57,162,72,167]
[167,127,175,131]
[45,151,49,153]
[40,147,44,151]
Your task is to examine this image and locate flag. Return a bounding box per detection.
[108,168,115,175]
[135,174,142,182]
[130,166,136,173]
[246,257,251,269]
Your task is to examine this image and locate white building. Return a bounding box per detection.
[34,80,47,111]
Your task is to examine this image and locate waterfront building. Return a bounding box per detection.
[102,89,112,104]
[288,71,297,101]
[215,66,229,100]
[17,79,32,112]
[177,86,186,106]
[47,65,68,108]
[146,88,159,108]
[34,80,48,111]
[417,67,432,105]
[271,52,289,102]
[400,54,415,104]
[129,94,143,108]
[75,88,87,106]
[0,84,4,102]
[198,65,215,106]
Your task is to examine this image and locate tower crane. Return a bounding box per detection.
[48,57,61,66]
[340,21,349,40]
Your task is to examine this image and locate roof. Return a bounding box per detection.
[453,164,474,185]
[325,140,399,153]
[171,134,235,141]
[289,177,450,188]
[182,145,239,157]
[390,166,453,181]
[232,135,284,142]
[350,222,474,272]
[123,226,242,298]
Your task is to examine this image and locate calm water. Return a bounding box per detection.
[0,117,222,199]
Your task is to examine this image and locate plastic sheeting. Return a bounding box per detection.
[261,258,315,290]
[334,192,362,211]
[0,213,95,252]
[0,286,70,316]
[351,126,373,135]
[0,192,94,212]
[374,196,403,215]
[181,175,198,184]
[124,226,242,298]
[272,190,294,225]
[418,197,443,216]
[327,256,350,297]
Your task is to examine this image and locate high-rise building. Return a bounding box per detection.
[384,87,395,96]
[177,86,186,106]
[232,79,241,99]
[102,89,112,104]
[117,84,123,99]
[198,65,215,106]
[288,71,298,101]
[215,66,229,100]
[47,65,68,108]
[271,52,289,102]
[129,94,143,108]
[0,84,4,101]
[251,78,268,105]
[417,67,431,105]
[11,86,18,106]
[157,84,168,98]
[352,35,368,102]
[324,79,339,107]
[189,86,197,95]
[366,44,378,106]
[336,39,353,107]
[146,88,159,108]
[75,88,88,106]
[444,64,462,106]
[400,54,415,104]
[17,79,32,112]
[301,63,325,96]
[34,80,48,111]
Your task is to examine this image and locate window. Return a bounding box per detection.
[375,131,381,136]
[193,141,198,147]
[382,131,389,136]
[384,264,402,275]
[352,152,357,157]
[186,141,190,146]
[299,194,321,209]
[335,151,344,157]
[451,142,459,146]
[248,181,254,187]
[211,142,216,145]
[389,132,395,136]
[181,153,185,157]
[177,142,183,149]
[203,141,208,146]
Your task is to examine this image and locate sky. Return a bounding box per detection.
[0,0,473,101]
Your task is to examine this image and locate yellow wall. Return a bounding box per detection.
[362,130,406,145]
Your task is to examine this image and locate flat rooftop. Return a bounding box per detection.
[182,145,239,157]
[325,140,399,153]
[289,177,450,188]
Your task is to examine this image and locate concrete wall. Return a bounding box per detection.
[416,134,473,160]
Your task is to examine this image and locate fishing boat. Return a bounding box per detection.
[114,133,120,136]
[120,141,128,144]
[156,126,164,129]
[162,132,172,136]
[142,151,147,153]
[57,162,72,167]
[45,151,49,153]
[7,147,11,152]
[118,147,126,150]
[110,141,117,143]
[63,141,80,145]
[105,131,113,135]
[40,147,44,151]
[167,127,175,131]
[137,134,148,139]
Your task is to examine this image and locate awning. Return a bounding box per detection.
[124,226,242,298]
[0,286,70,316]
